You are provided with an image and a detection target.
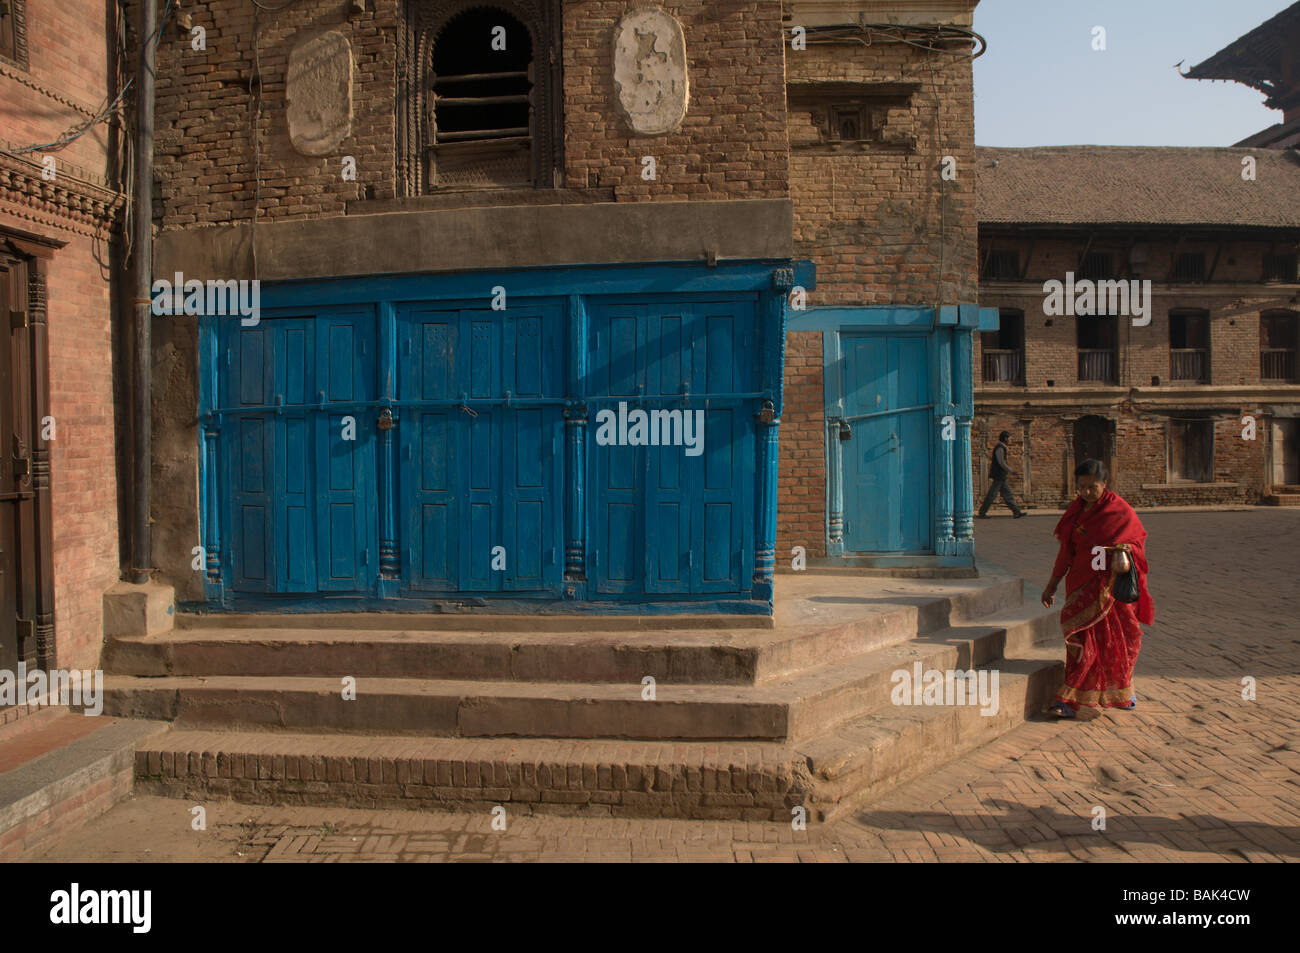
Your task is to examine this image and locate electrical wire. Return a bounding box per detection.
[805,23,987,59]
[250,3,263,281]
[7,0,173,157]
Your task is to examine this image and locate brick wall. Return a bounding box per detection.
[778,31,978,558]
[143,0,789,232]
[562,1,788,201]
[975,235,1292,506]
[788,41,977,306]
[1,0,122,671]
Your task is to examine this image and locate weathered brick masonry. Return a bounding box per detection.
[778,24,978,557]
[143,0,789,231]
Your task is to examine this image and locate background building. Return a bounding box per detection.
[1184,0,1300,150]
[975,145,1300,508]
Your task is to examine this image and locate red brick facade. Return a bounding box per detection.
[1,0,123,670]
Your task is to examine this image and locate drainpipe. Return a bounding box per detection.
[130,0,157,584]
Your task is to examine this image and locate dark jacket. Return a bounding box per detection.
[988,442,1011,480]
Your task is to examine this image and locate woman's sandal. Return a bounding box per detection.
[1117,697,1137,710]
[1049,701,1076,718]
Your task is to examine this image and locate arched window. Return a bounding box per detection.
[400,1,562,195]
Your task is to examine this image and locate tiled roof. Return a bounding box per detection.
[976,145,1300,228]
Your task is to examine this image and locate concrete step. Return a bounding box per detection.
[0,713,170,860]
[104,574,1027,686]
[100,674,791,740]
[797,646,1065,822]
[128,648,1065,823]
[99,600,1059,742]
[781,602,1060,741]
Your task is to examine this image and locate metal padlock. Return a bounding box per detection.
[838,420,852,441]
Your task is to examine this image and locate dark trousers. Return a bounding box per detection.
[979,477,1022,516]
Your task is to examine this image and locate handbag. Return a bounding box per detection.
[1112,557,1140,603]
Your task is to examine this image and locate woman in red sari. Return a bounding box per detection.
[1040,459,1155,717]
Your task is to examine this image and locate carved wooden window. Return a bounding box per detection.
[400,0,562,194]
[787,82,918,154]
[0,0,29,70]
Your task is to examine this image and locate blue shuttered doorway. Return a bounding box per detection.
[397,305,564,595]
[200,261,803,612]
[587,299,756,598]
[221,309,377,593]
[839,333,932,553]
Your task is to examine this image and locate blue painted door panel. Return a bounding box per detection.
[397,305,563,594]
[841,333,931,553]
[221,310,377,594]
[588,299,755,597]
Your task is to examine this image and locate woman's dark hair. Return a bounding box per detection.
[998,430,1012,442]
[1074,458,1109,482]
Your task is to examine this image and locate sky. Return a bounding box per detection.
[973,0,1290,146]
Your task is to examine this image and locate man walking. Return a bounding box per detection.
[978,430,1025,518]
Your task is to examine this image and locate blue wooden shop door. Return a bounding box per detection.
[588,300,755,597]
[398,306,563,594]
[840,333,931,553]
[222,310,377,593]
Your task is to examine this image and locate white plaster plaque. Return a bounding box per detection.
[285,31,353,156]
[612,9,689,136]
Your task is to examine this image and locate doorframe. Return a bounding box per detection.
[827,327,935,556]
[789,303,985,568]
[1,229,60,671]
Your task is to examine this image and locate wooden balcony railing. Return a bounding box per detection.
[981,349,1024,384]
[1078,349,1116,383]
[1170,348,1208,383]
[1262,349,1297,382]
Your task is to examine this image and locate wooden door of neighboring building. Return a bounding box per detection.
[1274,419,1300,487]
[1073,414,1113,474]
[1,263,18,672]
[1,251,37,672]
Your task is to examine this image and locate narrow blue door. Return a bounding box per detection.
[398,305,563,594]
[588,299,755,597]
[841,333,932,553]
[221,310,377,593]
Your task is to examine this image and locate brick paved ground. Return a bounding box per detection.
[36,509,1300,862]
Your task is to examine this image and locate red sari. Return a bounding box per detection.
[1051,489,1155,710]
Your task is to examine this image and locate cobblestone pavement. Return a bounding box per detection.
[38,509,1300,862]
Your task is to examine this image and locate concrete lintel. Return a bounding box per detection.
[155,199,795,283]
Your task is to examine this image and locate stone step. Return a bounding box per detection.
[0,713,170,860]
[104,575,1027,686]
[781,602,1060,741]
[799,647,1064,822]
[98,600,1058,742]
[129,650,1064,823]
[1263,494,1300,506]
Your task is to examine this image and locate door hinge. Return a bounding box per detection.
[12,455,30,479]
[16,618,34,640]
[10,309,28,330]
